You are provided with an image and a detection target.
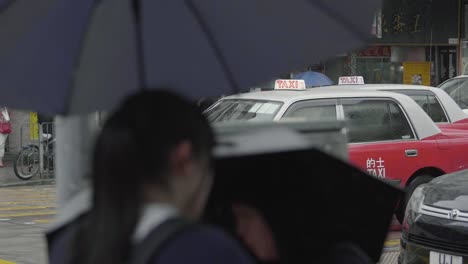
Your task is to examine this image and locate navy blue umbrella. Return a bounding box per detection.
[0,0,381,114]
[293,71,334,87]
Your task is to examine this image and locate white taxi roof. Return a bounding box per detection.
[220,86,441,139]
[355,84,468,122]
[447,75,468,80]
[226,86,395,103]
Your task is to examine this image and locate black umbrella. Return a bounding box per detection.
[206,147,401,263]
[0,0,381,114]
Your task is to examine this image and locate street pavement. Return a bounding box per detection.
[380,231,401,264]
[0,185,401,264]
[0,159,53,187]
[0,186,55,264]
[0,160,25,186]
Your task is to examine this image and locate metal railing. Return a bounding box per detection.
[18,122,55,179]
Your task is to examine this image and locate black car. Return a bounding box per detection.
[400,169,468,264]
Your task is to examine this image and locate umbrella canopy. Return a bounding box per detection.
[206,149,401,263]
[0,0,381,115]
[293,71,334,87]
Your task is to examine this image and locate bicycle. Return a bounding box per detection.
[14,134,54,180]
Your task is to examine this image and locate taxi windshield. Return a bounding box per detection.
[206,99,283,123]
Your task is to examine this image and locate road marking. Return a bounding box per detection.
[384,239,400,246]
[0,259,15,264]
[32,219,52,224]
[0,194,54,197]
[0,202,54,206]
[0,206,54,211]
[0,211,56,218]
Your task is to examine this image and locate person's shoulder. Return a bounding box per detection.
[184,225,238,244]
[154,225,255,264]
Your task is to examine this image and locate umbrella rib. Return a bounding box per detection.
[132,0,146,90]
[308,0,371,41]
[185,0,240,95]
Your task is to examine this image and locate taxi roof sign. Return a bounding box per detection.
[338,76,365,85]
[274,79,306,90]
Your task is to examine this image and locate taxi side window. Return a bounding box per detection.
[407,94,448,123]
[282,99,338,121]
[342,99,414,143]
[427,96,448,122]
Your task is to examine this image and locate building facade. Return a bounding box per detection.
[323,0,464,86]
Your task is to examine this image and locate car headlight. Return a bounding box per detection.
[403,186,425,229]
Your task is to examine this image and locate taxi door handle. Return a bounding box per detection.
[405,149,418,157]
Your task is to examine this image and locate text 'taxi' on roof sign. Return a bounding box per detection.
[274,79,307,90]
[338,76,365,85]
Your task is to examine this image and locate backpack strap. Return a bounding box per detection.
[129,217,194,264]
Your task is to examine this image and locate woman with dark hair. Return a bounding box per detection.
[49,90,255,264]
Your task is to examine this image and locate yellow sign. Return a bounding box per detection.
[403,62,431,86]
[30,112,39,140]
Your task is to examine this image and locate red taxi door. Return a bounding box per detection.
[341,98,423,186]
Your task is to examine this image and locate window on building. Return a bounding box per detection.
[356,57,402,84]
[342,99,414,143]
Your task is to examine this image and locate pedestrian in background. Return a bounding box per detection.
[0,107,11,167]
[37,113,54,135]
[49,90,255,264]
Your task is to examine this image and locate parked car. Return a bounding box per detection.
[438,75,468,115]
[356,84,468,131]
[400,169,468,264]
[205,85,468,222]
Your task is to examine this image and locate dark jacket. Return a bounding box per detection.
[48,218,255,264]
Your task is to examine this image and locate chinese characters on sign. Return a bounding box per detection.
[358,46,391,57]
[374,0,458,44]
[381,13,422,34]
[366,157,386,178]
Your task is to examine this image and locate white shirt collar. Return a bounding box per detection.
[133,203,179,243]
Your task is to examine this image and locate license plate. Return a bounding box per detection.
[430,251,463,264]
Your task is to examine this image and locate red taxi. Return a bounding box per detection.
[352,84,468,131]
[205,80,468,221]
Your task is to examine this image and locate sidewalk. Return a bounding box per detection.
[0,186,55,264]
[0,158,54,187]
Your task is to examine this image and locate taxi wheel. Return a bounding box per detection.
[395,175,433,224]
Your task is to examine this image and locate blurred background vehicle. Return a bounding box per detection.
[439,76,468,115]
